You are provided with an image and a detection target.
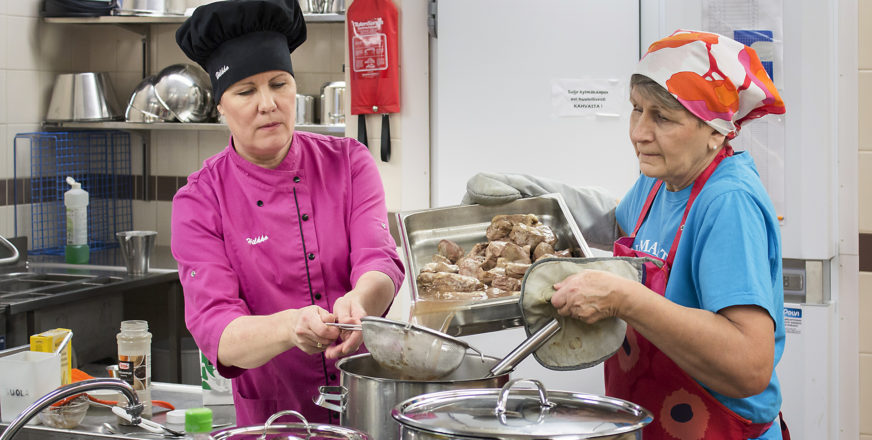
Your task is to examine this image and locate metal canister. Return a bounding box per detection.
[295,94,315,125]
[320,81,346,125]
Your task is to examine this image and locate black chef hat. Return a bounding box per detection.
[175,0,307,104]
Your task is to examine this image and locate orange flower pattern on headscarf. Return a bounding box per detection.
[635,29,785,138]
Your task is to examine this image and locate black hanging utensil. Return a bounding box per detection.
[380,114,391,162]
[358,114,368,147]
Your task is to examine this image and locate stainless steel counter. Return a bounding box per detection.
[0,382,235,440]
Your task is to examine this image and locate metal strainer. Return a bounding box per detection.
[327,316,482,380]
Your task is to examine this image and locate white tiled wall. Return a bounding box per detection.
[0,2,349,247]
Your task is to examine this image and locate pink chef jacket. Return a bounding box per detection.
[171,131,405,426]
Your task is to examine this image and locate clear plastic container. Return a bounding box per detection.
[0,351,61,423]
[117,320,152,418]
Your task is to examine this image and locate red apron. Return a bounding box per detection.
[604,146,789,439]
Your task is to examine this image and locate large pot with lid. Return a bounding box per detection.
[211,409,370,440]
[315,353,510,440]
[391,379,653,440]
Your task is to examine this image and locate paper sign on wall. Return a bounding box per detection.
[552,78,625,117]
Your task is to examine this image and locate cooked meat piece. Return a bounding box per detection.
[485,287,519,299]
[534,253,557,262]
[485,286,506,298]
[417,272,485,296]
[435,290,489,301]
[431,254,452,265]
[502,242,531,264]
[495,214,540,226]
[485,217,513,241]
[485,241,531,265]
[491,274,521,291]
[485,214,540,241]
[457,255,486,278]
[484,241,507,262]
[466,242,489,258]
[532,242,555,260]
[420,261,459,274]
[437,239,465,263]
[476,266,506,284]
[505,262,531,279]
[555,249,572,258]
[509,222,558,249]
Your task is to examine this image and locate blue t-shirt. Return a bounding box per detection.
[615,152,785,439]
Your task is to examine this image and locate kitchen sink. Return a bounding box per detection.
[0,272,123,298]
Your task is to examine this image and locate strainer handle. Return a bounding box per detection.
[488,319,561,377]
[259,410,310,440]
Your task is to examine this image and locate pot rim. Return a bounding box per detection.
[336,352,509,384]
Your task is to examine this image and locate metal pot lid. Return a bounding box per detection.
[210,410,370,440]
[391,379,653,439]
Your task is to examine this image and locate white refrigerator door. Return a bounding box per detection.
[430,0,641,207]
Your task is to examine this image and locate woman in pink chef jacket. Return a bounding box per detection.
[170,0,404,426]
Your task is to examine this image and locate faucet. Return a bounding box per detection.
[0,378,143,440]
[0,235,20,266]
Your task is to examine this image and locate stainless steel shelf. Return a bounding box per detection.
[42,121,347,136]
[43,12,345,24]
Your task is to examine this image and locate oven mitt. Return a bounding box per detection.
[461,172,619,248]
[519,256,655,370]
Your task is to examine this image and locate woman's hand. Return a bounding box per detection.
[324,295,368,359]
[291,305,341,355]
[323,271,395,360]
[550,269,630,323]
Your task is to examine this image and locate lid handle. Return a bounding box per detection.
[260,410,309,440]
[495,378,553,417]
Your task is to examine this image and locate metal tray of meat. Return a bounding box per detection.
[396,193,592,336]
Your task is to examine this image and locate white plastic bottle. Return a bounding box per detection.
[117,320,152,418]
[64,176,89,264]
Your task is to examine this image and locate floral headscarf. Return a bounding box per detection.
[635,29,785,138]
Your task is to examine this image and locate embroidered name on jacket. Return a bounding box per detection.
[246,235,269,245]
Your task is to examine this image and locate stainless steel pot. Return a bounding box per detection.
[315,353,510,440]
[320,81,346,125]
[392,379,653,440]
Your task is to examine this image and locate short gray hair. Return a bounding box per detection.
[630,74,706,127]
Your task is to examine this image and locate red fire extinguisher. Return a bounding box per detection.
[346,0,399,162]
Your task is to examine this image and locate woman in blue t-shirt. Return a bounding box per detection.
[464,30,789,439]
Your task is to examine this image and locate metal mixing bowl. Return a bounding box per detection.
[126,75,175,123]
[153,64,215,123]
